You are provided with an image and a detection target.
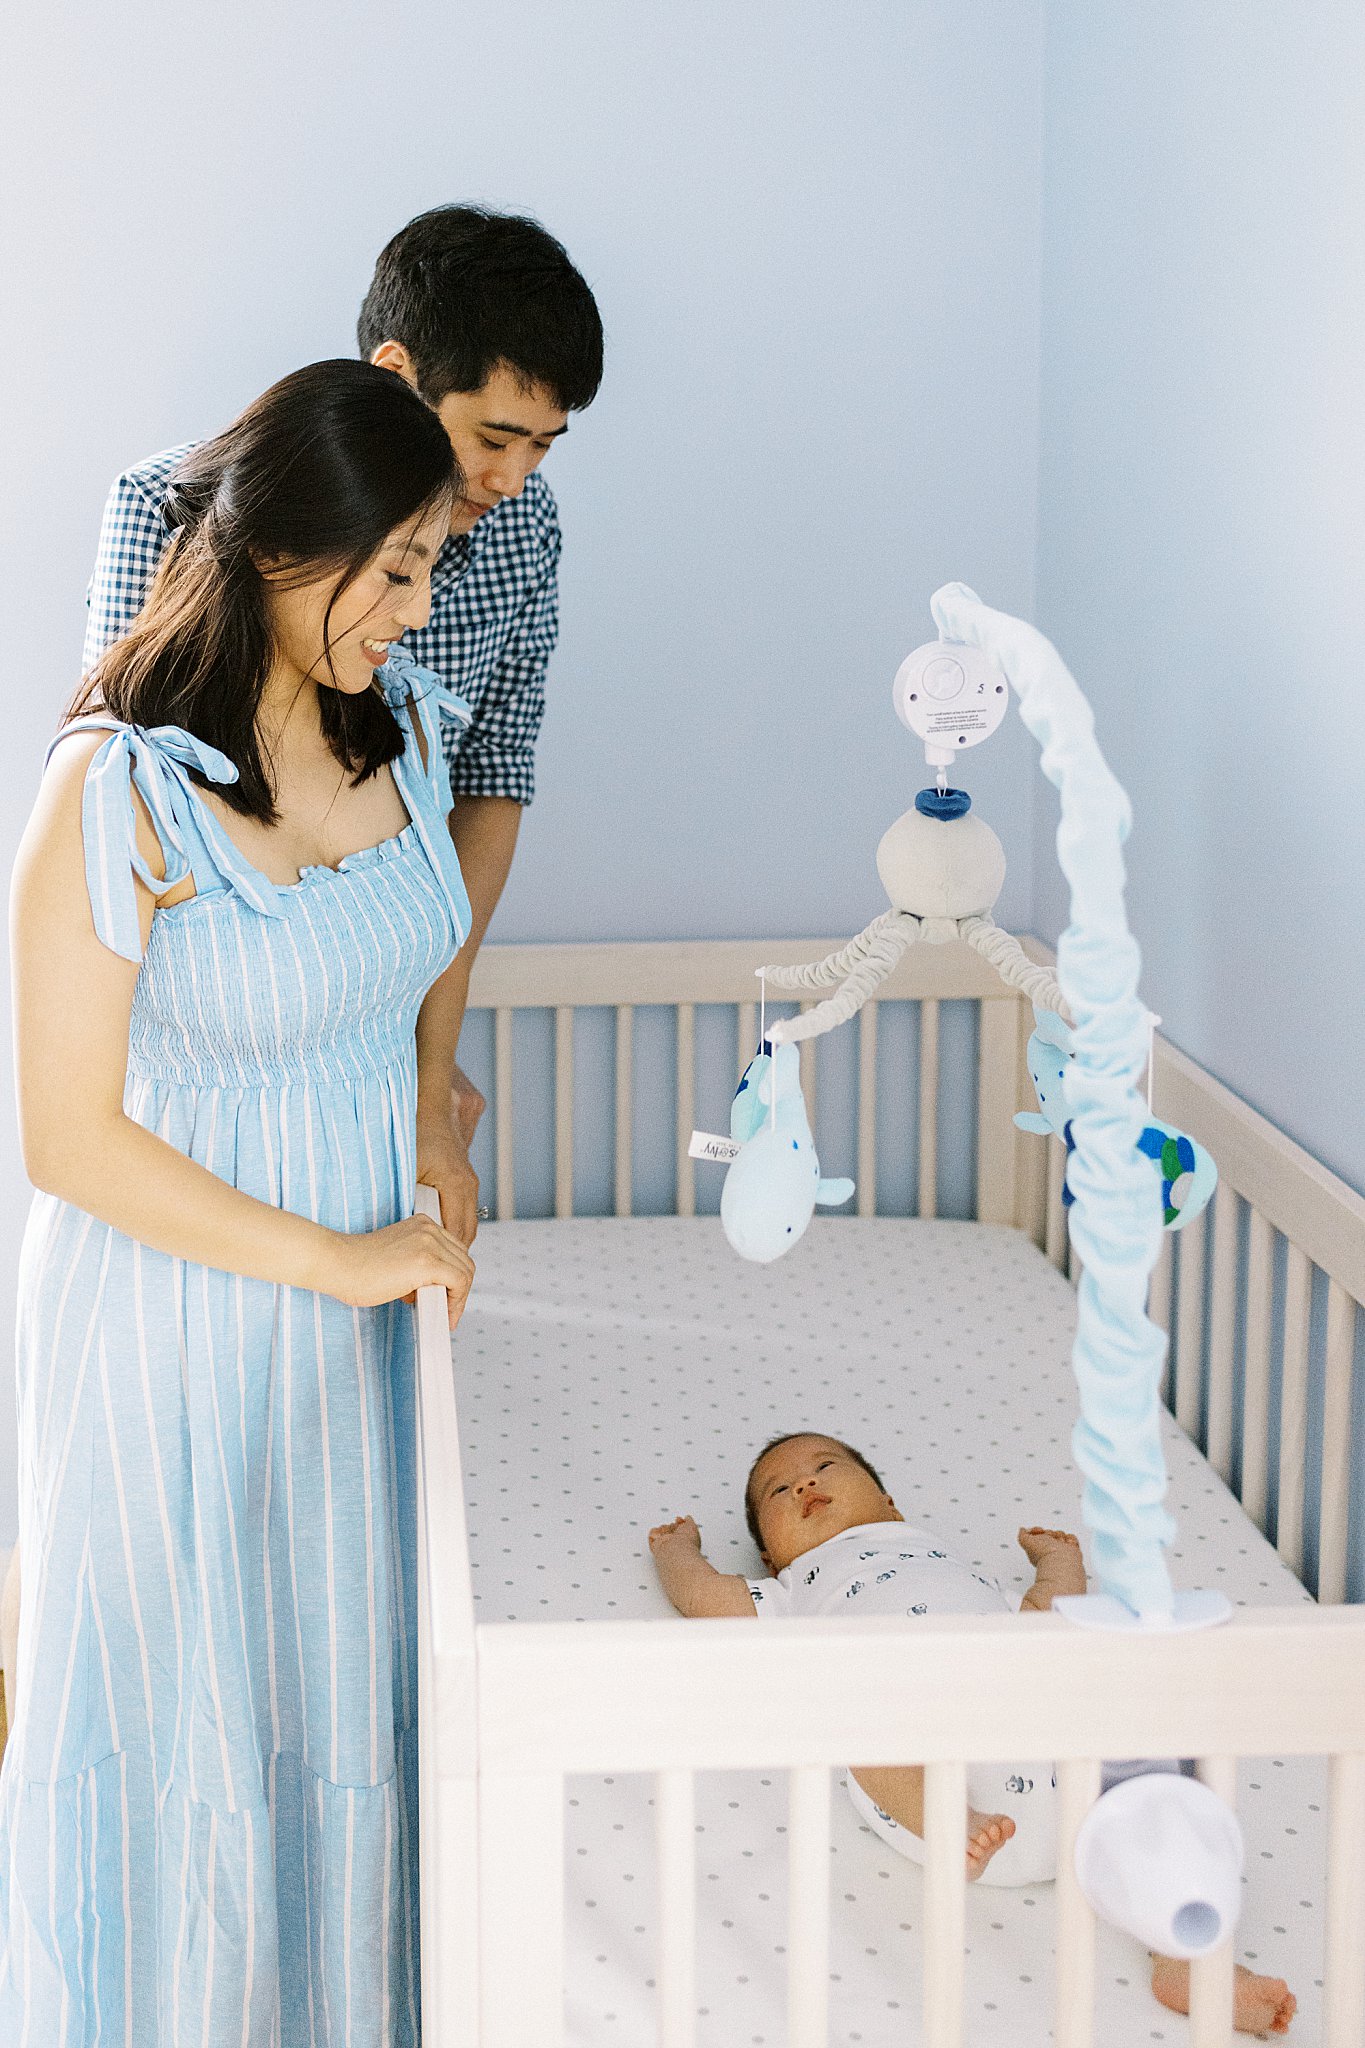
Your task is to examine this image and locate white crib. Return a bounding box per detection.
[414,934,1365,2048]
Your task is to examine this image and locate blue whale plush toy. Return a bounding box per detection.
[721,1042,855,1262]
[1015,1009,1216,1230]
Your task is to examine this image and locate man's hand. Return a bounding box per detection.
[417,1103,481,1253]
[451,1063,487,1148]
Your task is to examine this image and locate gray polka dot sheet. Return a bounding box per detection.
[457,1217,1323,2046]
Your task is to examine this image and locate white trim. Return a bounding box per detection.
[0,1544,17,1736]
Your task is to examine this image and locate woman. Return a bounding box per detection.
[0,360,477,2044]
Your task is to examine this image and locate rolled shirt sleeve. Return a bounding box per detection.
[446,519,559,806]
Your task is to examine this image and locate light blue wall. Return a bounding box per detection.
[1034,0,1365,1200]
[1034,0,1365,1600]
[7,4,1359,1564]
[0,3,1046,1542]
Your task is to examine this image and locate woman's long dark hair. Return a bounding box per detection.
[70,359,459,820]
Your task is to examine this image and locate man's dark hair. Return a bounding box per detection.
[357,206,604,411]
[71,361,458,819]
[744,1434,888,1553]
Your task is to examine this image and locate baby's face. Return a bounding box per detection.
[751,1435,901,1572]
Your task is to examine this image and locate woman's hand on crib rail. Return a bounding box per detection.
[322,1212,476,1330]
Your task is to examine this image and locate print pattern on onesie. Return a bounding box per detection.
[744,1523,1011,1620]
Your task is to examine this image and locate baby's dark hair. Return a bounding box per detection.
[744,1434,887,1551]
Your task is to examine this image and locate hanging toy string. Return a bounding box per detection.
[758,972,778,1132]
[1146,1012,1162,1114]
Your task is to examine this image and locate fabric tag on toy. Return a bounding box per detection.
[689,1131,742,1163]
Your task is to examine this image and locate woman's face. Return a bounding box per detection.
[263,498,453,698]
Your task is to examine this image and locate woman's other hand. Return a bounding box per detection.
[451,1062,487,1147]
[417,1099,481,1248]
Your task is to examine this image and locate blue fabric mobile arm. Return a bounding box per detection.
[930,582,1176,1624]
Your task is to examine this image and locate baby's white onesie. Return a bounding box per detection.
[746,1522,1057,1885]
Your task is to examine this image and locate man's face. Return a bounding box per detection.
[370,346,571,535]
[749,1436,901,1573]
[434,364,569,534]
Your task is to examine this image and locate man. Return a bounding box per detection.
[82,205,604,1241]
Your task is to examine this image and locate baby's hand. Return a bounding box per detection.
[1017,1526,1082,1566]
[649,1515,702,1556]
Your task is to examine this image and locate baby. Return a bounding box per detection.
[649,1431,1296,2037]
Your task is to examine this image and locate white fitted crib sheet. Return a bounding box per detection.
[457,1218,1325,2046]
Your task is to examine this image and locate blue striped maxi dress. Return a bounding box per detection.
[0,651,471,2046]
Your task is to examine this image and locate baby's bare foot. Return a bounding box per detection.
[965,1808,1015,1881]
[1017,1525,1082,1567]
[1150,1953,1297,2036]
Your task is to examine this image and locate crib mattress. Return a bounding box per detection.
[456,1217,1324,2046]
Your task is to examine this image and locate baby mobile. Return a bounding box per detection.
[693,584,1240,1963]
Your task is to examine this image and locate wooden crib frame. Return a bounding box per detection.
[413,933,1365,2047]
[415,934,1365,2047]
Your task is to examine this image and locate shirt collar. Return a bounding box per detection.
[431,529,472,593]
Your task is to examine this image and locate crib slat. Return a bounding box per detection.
[977,1000,1019,1227]
[1206,1185,1239,1484]
[555,1007,575,1220]
[495,1007,515,1222]
[786,1767,830,2048]
[1014,994,1047,1247]
[738,1001,757,1075]
[1189,1756,1237,2046]
[1055,1758,1101,2048]
[1277,1244,1311,1577]
[676,1004,696,1218]
[919,1000,940,1220]
[656,1769,695,2048]
[799,1002,817,1127]
[1175,1207,1208,1441]
[1150,1234,1174,1406]
[1318,1281,1356,1604]
[923,1760,966,2048]
[1240,1208,1274,1529]
[1325,1752,1365,2048]
[1067,1229,1082,1290]
[479,1771,564,2043]
[1045,1134,1067,1271]
[613,1006,634,1219]
[857,1002,878,1217]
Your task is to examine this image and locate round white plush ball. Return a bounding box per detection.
[875,806,1006,919]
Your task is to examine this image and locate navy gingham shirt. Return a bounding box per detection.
[82,446,562,805]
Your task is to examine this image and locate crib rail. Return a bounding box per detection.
[1144,1036,1365,1603]
[465,936,1028,1229]
[413,1186,480,2046]
[466,936,1365,1602]
[425,938,1365,2043]
[466,1610,1365,2047]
